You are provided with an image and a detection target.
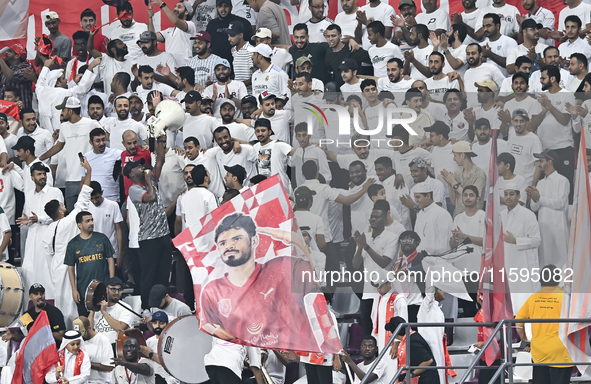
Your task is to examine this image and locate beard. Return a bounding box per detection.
[154,327,164,335]
[223,247,251,267]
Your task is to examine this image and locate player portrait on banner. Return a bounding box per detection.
[173,175,341,354]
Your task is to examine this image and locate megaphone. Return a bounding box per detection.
[146,99,186,151]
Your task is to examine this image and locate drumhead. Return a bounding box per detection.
[85,280,106,312]
[158,315,212,383]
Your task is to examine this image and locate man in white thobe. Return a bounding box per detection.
[18,162,64,299]
[501,183,541,314]
[527,150,570,268]
[44,160,93,325]
[417,286,446,384]
[413,182,454,255]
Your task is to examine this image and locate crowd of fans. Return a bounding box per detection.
[0,0,589,382]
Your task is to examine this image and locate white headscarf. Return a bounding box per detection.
[59,330,84,352]
[46,69,64,88]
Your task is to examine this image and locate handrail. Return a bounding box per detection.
[352,318,591,384]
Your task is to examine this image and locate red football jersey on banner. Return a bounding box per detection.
[200,256,323,352]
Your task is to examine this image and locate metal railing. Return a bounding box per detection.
[357,318,591,384]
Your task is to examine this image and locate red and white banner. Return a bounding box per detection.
[173,175,341,353]
[0,0,29,41]
[559,127,591,373]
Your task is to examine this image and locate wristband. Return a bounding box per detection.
[160,2,167,8]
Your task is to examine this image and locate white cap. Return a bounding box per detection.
[413,181,432,193]
[56,96,81,110]
[252,27,272,40]
[247,44,273,58]
[45,11,59,20]
[503,182,520,192]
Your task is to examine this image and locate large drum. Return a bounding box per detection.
[158,315,212,383]
[85,280,106,312]
[0,263,24,327]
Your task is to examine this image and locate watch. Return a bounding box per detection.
[443,49,450,55]
[453,182,461,190]
[160,2,167,8]
[364,245,370,251]
[148,352,154,360]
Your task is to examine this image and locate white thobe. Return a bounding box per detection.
[371,290,408,384]
[501,204,541,314]
[21,185,64,298]
[417,293,445,384]
[530,171,570,268]
[45,350,91,384]
[414,203,453,255]
[44,185,92,326]
[382,174,412,230]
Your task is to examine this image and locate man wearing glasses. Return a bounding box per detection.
[90,277,136,351]
[305,0,333,43]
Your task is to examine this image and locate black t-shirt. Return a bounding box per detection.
[25,305,66,347]
[325,45,370,86]
[289,42,330,84]
[404,332,439,384]
[206,15,253,63]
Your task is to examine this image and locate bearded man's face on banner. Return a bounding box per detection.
[217,228,259,267]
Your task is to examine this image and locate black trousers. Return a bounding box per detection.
[205,365,241,384]
[139,235,172,309]
[532,365,572,384]
[360,298,374,336]
[76,301,89,317]
[304,363,332,384]
[478,358,501,384]
[551,146,575,204]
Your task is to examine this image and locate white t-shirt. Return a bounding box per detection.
[461,9,482,45]
[558,1,591,30]
[93,301,136,343]
[264,110,291,144]
[294,210,327,250]
[480,35,518,78]
[146,337,178,384]
[161,21,198,66]
[131,52,178,77]
[427,142,458,198]
[415,7,451,32]
[208,145,258,185]
[103,117,148,151]
[253,141,292,194]
[113,358,154,384]
[391,147,430,190]
[409,45,434,81]
[507,128,543,185]
[369,42,403,78]
[98,56,132,96]
[452,209,486,271]
[424,77,460,103]
[377,78,415,108]
[476,4,520,36]
[0,210,9,261]
[203,81,248,118]
[192,0,217,31]
[135,83,177,107]
[17,127,54,164]
[82,148,123,202]
[359,2,395,50]
[183,114,217,149]
[498,174,527,205]
[110,22,148,61]
[334,12,359,37]
[536,90,574,149]
[472,139,510,173]
[463,63,506,106]
[84,332,114,383]
[270,48,293,74]
[506,43,548,67]
[352,358,387,384]
[181,186,218,228]
[58,118,99,182]
[306,18,333,43]
[220,122,256,143]
[204,339,261,379]
[0,169,23,225]
[87,197,124,258]
[442,44,468,76]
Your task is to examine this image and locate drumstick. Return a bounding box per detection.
[116,301,143,318]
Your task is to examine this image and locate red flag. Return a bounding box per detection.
[0,100,20,121]
[173,175,342,353]
[11,311,59,384]
[559,125,591,372]
[479,130,513,366]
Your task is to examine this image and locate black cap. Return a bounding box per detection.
[149,284,168,307]
[533,149,560,162]
[224,164,247,184]
[241,95,257,105]
[424,121,450,136]
[30,161,50,175]
[216,0,232,5]
[106,276,124,287]
[226,21,244,36]
[295,186,316,202]
[254,118,272,130]
[521,18,543,30]
[12,135,36,151]
[0,113,7,123]
[123,158,145,178]
[181,90,202,103]
[378,91,395,101]
[323,81,340,101]
[496,152,515,165]
[338,58,358,71]
[29,283,45,295]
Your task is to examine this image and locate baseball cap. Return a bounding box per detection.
[254,118,272,130]
[241,95,257,105]
[224,165,247,184]
[323,81,340,101]
[424,121,450,136]
[533,149,560,162]
[0,113,7,123]
[151,311,169,323]
[338,58,358,71]
[123,158,146,178]
[227,22,244,36]
[247,43,273,58]
[258,91,276,103]
[413,182,432,193]
[215,58,231,69]
[149,284,168,307]
[191,31,212,42]
[220,99,236,109]
[521,18,543,30]
[30,161,50,175]
[294,186,316,202]
[128,93,142,103]
[137,31,158,44]
[295,56,312,68]
[181,90,202,103]
[106,276,124,287]
[9,44,27,61]
[474,79,498,93]
[398,0,416,8]
[216,0,232,5]
[180,0,193,14]
[512,108,529,120]
[12,136,36,152]
[252,27,272,40]
[29,283,45,295]
[55,96,81,110]
[45,11,59,20]
[452,141,477,157]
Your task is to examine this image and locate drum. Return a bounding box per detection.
[116,328,147,359]
[0,263,24,327]
[85,280,106,312]
[158,315,212,383]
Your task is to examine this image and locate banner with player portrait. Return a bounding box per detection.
[173,175,342,354]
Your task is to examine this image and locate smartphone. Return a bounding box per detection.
[78,152,84,163]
